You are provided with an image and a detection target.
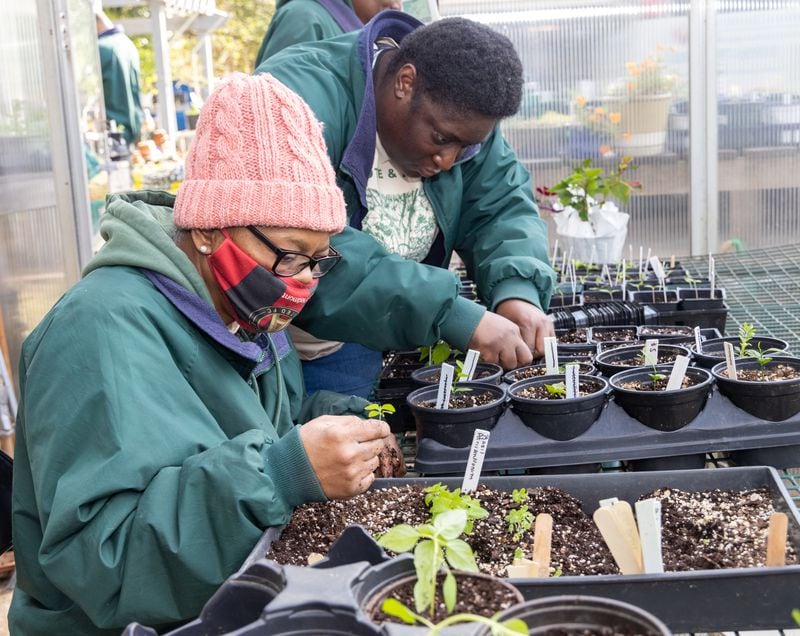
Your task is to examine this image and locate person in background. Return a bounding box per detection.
[256,13,556,398]
[254,0,402,68]
[94,0,144,146]
[10,73,401,635]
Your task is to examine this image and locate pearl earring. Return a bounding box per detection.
[199,245,210,254]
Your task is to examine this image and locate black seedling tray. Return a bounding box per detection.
[377,468,800,632]
[414,387,800,473]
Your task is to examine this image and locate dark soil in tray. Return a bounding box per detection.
[421,368,495,382]
[617,375,698,391]
[268,485,796,576]
[371,573,520,624]
[598,341,643,353]
[732,364,800,382]
[515,381,600,400]
[508,363,593,381]
[419,390,498,409]
[558,329,589,344]
[591,328,637,342]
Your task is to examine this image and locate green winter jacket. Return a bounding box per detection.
[98,28,144,145]
[256,11,555,353]
[9,191,367,635]
[254,0,360,69]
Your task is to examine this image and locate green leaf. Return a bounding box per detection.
[433,508,468,540]
[432,341,451,365]
[377,524,420,553]
[414,538,437,582]
[442,570,457,613]
[382,404,396,414]
[502,618,529,634]
[381,598,418,625]
[413,576,433,615]
[793,608,800,626]
[445,538,479,572]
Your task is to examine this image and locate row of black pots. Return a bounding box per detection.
[407,356,800,447]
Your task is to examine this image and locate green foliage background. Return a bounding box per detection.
[109,0,275,95]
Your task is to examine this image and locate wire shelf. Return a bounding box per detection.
[681,244,800,352]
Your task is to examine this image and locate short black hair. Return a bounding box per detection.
[386,17,523,119]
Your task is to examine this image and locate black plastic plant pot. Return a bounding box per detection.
[476,595,671,636]
[406,382,507,448]
[609,365,714,432]
[711,357,800,421]
[627,454,706,471]
[594,344,690,378]
[355,555,524,627]
[629,289,680,311]
[582,288,624,303]
[677,287,726,310]
[508,375,609,441]
[410,362,503,388]
[256,608,382,636]
[503,361,595,384]
[731,445,800,470]
[588,325,638,344]
[637,325,696,342]
[690,336,790,369]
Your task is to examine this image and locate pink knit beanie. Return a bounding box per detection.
[174,73,345,233]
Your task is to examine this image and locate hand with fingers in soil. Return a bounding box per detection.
[300,415,394,498]
[468,311,533,370]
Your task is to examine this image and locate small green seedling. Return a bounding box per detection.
[423,483,488,534]
[381,598,527,634]
[377,509,479,617]
[738,322,756,358]
[648,368,666,384]
[364,403,396,420]
[746,343,781,368]
[544,381,567,398]
[511,488,529,506]
[505,505,534,542]
[419,340,452,366]
[513,546,524,560]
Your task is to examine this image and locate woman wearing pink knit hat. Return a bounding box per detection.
[9,73,401,635]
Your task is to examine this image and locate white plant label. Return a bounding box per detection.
[461,428,491,493]
[461,349,480,382]
[435,362,455,409]
[694,326,703,353]
[724,341,737,379]
[644,339,659,366]
[600,263,612,284]
[665,355,690,391]
[544,336,559,375]
[621,262,627,300]
[709,254,716,293]
[599,497,619,508]
[649,255,666,283]
[635,499,664,574]
[565,363,580,399]
[638,246,644,276]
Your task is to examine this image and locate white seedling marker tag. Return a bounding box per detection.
[644,339,659,366]
[461,349,480,382]
[461,428,491,493]
[600,263,611,284]
[709,254,716,293]
[694,326,703,353]
[635,499,664,573]
[665,355,690,391]
[723,342,737,379]
[565,363,579,399]
[544,336,559,375]
[435,363,455,409]
[638,246,644,276]
[599,497,619,508]
[649,255,666,283]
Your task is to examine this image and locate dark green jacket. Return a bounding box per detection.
[256,11,555,352]
[10,191,366,635]
[98,27,144,145]
[254,0,361,69]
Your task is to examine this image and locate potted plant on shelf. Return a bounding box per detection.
[594,343,690,378]
[690,322,790,369]
[537,157,640,264]
[606,49,678,156]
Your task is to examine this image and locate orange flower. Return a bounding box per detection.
[625,62,639,76]
[575,95,587,107]
[608,112,622,124]
[598,144,612,156]
[593,106,606,116]
[588,114,598,123]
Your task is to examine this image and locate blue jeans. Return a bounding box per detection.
[301,342,383,399]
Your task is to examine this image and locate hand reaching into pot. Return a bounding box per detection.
[300,415,392,498]
[496,299,555,362]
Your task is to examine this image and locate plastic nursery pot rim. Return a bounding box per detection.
[480,595,672,636]
[502,362,595,384]
[406,382,507,414]
[690,336,790,362]
[710,356,800,385]
[411,362,503,387]
[508,375,610,405]
[609,364,714,396]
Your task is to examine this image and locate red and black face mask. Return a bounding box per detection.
[206,230,317,333]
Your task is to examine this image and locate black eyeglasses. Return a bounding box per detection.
[247,226,342,278]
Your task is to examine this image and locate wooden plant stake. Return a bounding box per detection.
[766,512,788,567]
[531,513,553,577]
[593,505,643,575]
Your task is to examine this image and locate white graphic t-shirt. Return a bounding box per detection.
[363,134,439,262]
